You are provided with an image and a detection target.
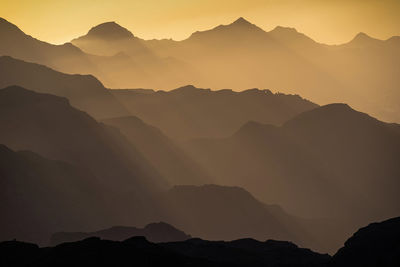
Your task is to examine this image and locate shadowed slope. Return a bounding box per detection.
[102,116,212,185]
[0,145,107,245]
[0,86,169,242]
[155,184,321,251]
[186,104,400,252]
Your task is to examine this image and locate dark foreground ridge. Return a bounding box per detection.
[50,222,191,246]
[1,217,399,267]
[0,237,329,267]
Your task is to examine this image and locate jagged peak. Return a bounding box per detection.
[86,21,134,40]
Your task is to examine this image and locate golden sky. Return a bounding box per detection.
[1,0,399,44]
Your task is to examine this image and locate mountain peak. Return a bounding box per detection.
[86,21,134,40]
[232,17,252,26]
[348,32,381,45]
[353,32,372,41]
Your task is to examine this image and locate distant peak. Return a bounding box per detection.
[86,21,134,40]
[229,17,259,29]
[233,17,251,25]
[172,85,204,93]
[354,32,371,40]
[350,32,380,44]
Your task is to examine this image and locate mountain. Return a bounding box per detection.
[102,116,212,185]
[0,145,107,245]
[111,85,318,139]
[155,184,327,251]
[0,17,158,89]
[71,21,150,57]
[71,21,197,89]
[332,217,400,267]
[96,18,400,123]
[0,56,129,119]
[2,17,399,122]
[0,86,169,243]
[185,104,400,250]
[3,217,400,266]
[50,222,191,246]
[0,236,330,267]
[0,17,95,75]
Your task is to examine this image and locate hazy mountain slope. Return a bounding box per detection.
[0,17,96,75]
[102,116,212,185]
[0,56,129,119]
[51,222,191,246]
[71,22,151,57]
[154,184,324,251]
[186,104,400,249]
[71,21,198,89]
[111,85,318,139]
[0,17,155,89]
[0,145,108,245]
[2,16,399,122]
[146,18,400,122]
[0,86,169,233]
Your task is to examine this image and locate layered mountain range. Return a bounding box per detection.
[1,17,399,122]
[0,14,399,261]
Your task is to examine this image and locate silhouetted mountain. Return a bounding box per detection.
[0,236,330,267]
[51,222,191,246]
[0,86,168,243]
[102,116,212,185]
[3,217,400,266]
[0,56,129,119]
[332,217,400,267]
[112,85,317,139]
[186,104,400,251]
[0,145,107,245]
